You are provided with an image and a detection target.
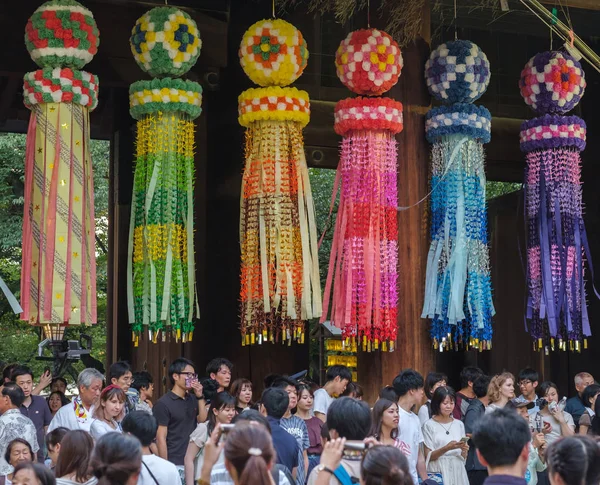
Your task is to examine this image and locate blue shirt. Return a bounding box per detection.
[268,416,299,476]
[565,396,586,425]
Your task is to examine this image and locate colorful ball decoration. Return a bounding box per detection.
[130,7,202,77]
[239,19,309,87]
[425,40,490,104]
[519,51,586,115]
[335,29,403,96]
[25,0,100,70]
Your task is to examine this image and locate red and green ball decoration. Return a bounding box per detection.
[321,29,403,352]
[127,7,203,345]
[25,0,99,70]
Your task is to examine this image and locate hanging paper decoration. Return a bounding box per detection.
[20,0,100,336]
[421,40,495,352]
[238,19,320,346]
[519,50,592,352]
[127,7,202,345]
[320,29,403,352]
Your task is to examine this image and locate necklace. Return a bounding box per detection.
[435,418,453,435]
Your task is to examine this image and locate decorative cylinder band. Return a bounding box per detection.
[520,114,586,152]
[238,86,310,127]
[425,103,491,144]
[334,97,403,136]
[23,68,99,110]
[129,78,203,120]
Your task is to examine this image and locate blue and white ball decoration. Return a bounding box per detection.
[421,40,495,352]
[425,40,490,105]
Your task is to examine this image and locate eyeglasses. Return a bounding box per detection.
[122,377,135,384]
[178,372,198,378]
[519,380,532,386]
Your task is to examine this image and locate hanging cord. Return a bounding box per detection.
[367,0,371,28]
[454,0,458,40]
[272,0,276,18]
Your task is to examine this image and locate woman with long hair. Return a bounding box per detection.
[55,430,97,485]
[45,427,69,470]
[418,373,448,426]
[224,422,275,485]
[12,463,56,485]
[368,399,409,455]
[1,439,33,484]
[486,372,515,413]
[422,387,469,485]
[230,379,253,414]
[577,383,600,435]
[47,391,70,418]
[547,435,600,485]
[536,382,575,446]
[90,386,126,440]
[295,384,324,477]
[184,391,236,485]
[90,433,141,485]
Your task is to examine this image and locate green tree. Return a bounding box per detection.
[0,133,109,378]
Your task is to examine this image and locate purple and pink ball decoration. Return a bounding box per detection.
[320,29,403,352]
[520,50,593,352]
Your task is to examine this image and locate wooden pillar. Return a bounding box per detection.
[357,6,434,402]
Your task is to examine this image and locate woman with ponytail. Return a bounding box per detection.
[547,435,600,485]
[224,423,276,485]
[90,433,141,485]
[361,445,414,485]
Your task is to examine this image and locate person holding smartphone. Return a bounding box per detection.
[422,386,469,485]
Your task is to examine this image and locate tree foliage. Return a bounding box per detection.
[0,133,109,379]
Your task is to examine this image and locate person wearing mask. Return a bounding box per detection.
[90,433,142,485]
[152,358,203,477]
[48,369,104,433]
[11,463,55,485]
[517,369,541,415]
[273,377,310,485]
[230,379,253,414]
[307,397,372,485]
[45,428,69,471]
[546,435,600,485]
[393,369,428,484]
[9,367,52,464]
[465,375,492,485]
[184,392,236,485]
[295,384,324,478]
[130,372,154,414]
[471,408,532,485]
[0,439,34,485]
[47,392,70,418]
[0,384,39,478]
[368,399,409,454]
[534,382,574,447]
[486,373,516,413]
[313,366,352,422]
[260,388,299,480]
[454,367,484,421]
[564,372,594,428]
[202,410,294,485]
[121,411,182,485]
[422,387,469,485]
[54,430,97,485]
[512,397,546,485]
[90,386,126,440]
[418,372,447,426]
[576,383,600,435]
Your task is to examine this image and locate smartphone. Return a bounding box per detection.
[185,376,194,388]
[218,424,235,443]
[343,441,366,452]
[460,437,470,443]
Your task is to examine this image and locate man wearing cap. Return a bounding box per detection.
[512,397,546,485]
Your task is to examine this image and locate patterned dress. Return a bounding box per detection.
[0,409,40,475]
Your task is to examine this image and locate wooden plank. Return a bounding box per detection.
[540,0,600,9]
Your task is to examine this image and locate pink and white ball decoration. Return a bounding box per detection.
[335,28,403,96]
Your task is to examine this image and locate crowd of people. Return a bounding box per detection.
[0,358,599,485]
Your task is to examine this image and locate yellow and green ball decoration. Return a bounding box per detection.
[127,7,202,345]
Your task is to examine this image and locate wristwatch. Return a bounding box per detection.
[316,464,335,475]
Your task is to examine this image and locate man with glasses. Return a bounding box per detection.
[518,368,541,416]
[153,358,204,480]
[109,361,136,414]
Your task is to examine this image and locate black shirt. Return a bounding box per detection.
[464,398,487,472]
[153,391,198,466]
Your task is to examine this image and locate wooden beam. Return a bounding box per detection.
[540,0,600,9]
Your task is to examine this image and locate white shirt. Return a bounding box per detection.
[48,401,96,433]
[530,411,575,446]
[138,454,182,485]
[56,478,98,485]
[397,405,423,485]
[210,462,291,485]
[313,389,334,417]
[418,402,431,427]
[0,409,40,475]
[89,419,122,441]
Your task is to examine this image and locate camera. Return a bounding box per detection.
[535,398,548,410]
